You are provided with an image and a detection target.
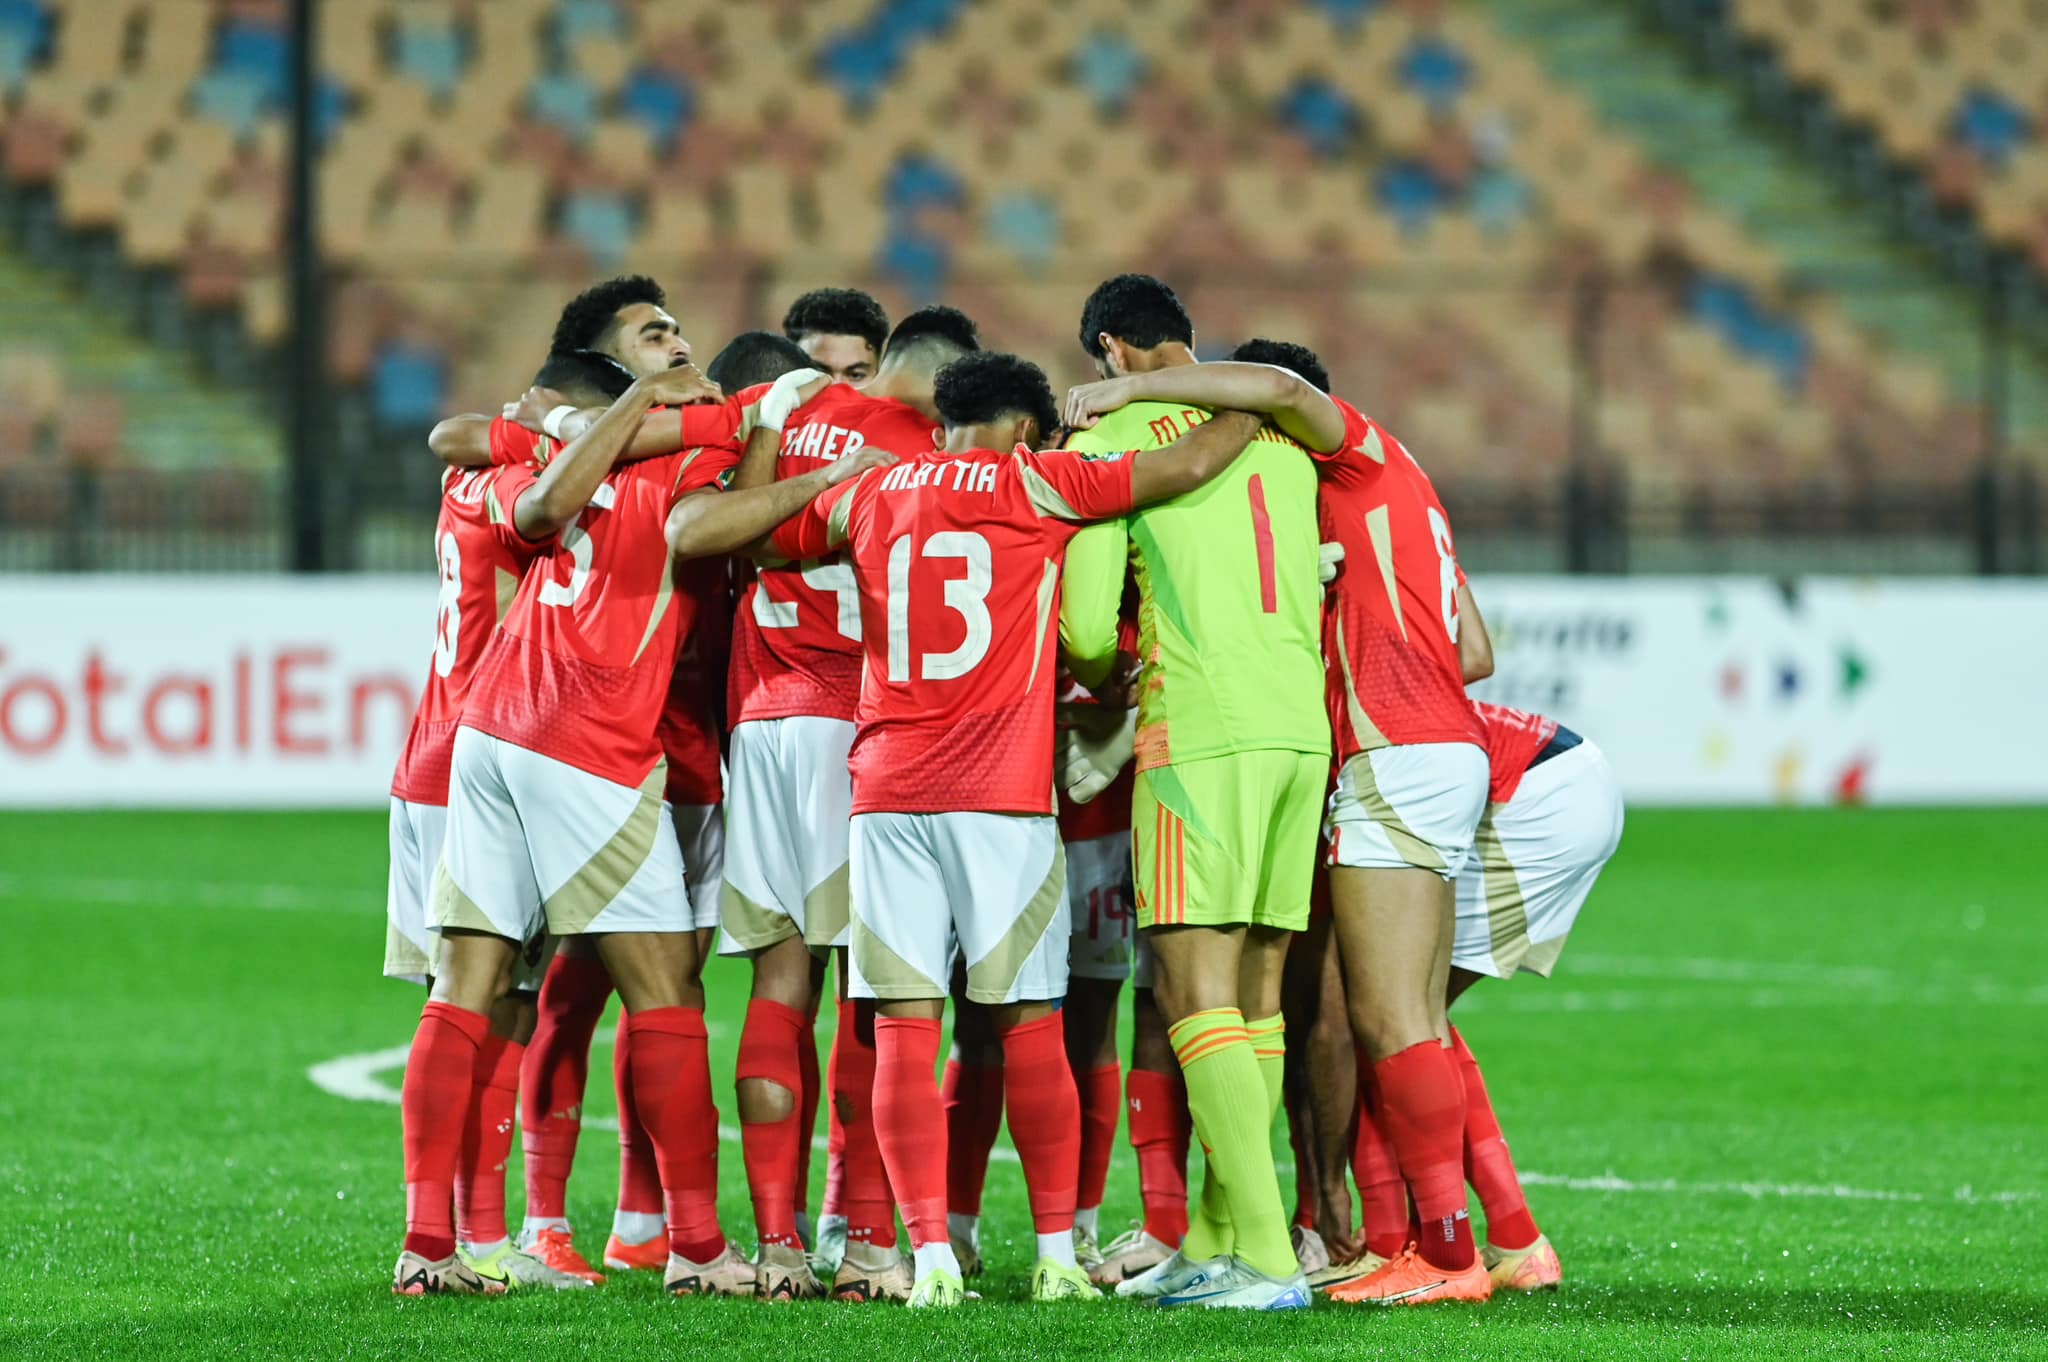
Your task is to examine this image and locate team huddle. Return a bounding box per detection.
[383,271,1625,1311]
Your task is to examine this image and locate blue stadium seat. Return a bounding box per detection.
[878,222,950,302]
[393,12,466,100]
[1073,29,1143,113]
[191,69,273,138]
[988,188,1058,270]
[886,151,963,214]
[561,189,636,268]
[370,339,446,430]
[1471,165,1533,236]
[216,19,287,109]
[1280,78,1359,159]
[554,0,624,48]
[527,67,599,143]
[1398,34,1471,111]
[621,66,692,152]
[1376,159,1443,234]
[1952,88,2029,170]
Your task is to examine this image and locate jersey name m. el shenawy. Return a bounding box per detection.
[768,446,1136,816]
[460,440,740,787]
[1313,396,1484,762]
[1060,400,1328,771]
[730,383,941,726]
[389,453,545,807]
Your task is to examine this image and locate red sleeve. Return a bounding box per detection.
[767,478,855,561]
[488,416,549,467]
[1312,397,1375,466]
[677,397,746,449]
[484,463,545,548]
[1017,448,1137,521]
[673,443,743,499]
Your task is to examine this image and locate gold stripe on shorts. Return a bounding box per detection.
[965,837,1067,1004]
[803,861,851,948]
[1342,752,1448,873]
[719,881,800,952]
[430,859,500,936]
[1475,803,1533,973]
[850,909,942,999]
[544,763,668,934]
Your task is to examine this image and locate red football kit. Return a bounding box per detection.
[1313,395,1484,760]
[768,445,1137,816]
[1473,701,1559,804]
[729,384,941,727]
[660,556,732,806]
[390,457,546,807]
[461,436,740,787]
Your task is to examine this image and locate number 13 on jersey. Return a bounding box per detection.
[886,530,993,681]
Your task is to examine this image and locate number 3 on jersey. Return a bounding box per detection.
[539,482,618,608]
[886,530,992,681]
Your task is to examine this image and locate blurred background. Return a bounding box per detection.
[0,0,2045,576]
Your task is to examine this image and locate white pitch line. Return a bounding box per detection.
[308,1043,2036,1202]
[0,872,368,913]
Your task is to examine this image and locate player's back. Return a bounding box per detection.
[464,444,737,785]
[1066,399,1327,768]
[1315,397,1483,756]
[391,462,543,803]
[730,384,941,725]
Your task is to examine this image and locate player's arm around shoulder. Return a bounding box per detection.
[1064,363,1347,455]
[512,367,714,539]
[667,445,895,561]
[1128,408,1266,506]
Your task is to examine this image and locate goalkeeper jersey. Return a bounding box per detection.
[1060,398,1329,770]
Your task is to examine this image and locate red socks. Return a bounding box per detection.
[1451,1027,1541,1251]
[872,1016,945,1249]
[519,954,611,1222]
[1125,1067,1191,1246]
[998,1014,1081,1235]
[942,1057,1005,1217]
[795,1019,821,1222]
[822,1010,846,1221]
[834,1000,897,1248]
[1075,1061,1121,1216]
[611,1011,663,1218]
[738,998,807,1248]
[401,1001,489,1262]
[1353,1069,1411,1260]
[624,1007,724,1262]
[455,1033,523,1246]
[1373,1041,1474,1271]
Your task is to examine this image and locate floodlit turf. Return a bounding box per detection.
[1,808,2043,1360]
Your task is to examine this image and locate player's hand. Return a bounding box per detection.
[506,386,570,433]
[1314,1181,1364,1264]
[826,446,897,486]
[638,363,723,408]
[758,366,829,432]
[1056,700,1137,804]
[1318,540,1345,586]
[1089,652,1143,710]
[1061,376,1138,431]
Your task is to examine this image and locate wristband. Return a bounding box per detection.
[541,405,578,441]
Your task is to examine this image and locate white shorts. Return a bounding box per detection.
[1326,742,1489,880]
[433,728,691,944]
[1066,831,1134,982]
[848,811,1069,1005]
[673,801,725,933]
[1454,740,1624,979]
[720,716,855,955]
[384,796,447,985]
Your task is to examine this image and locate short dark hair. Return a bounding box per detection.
[532,349,637,405]
[933,351,1058,439]
[705,331,813,391]
[1078,273,1193,361]
[881,304,981,367]
[1227,338,1331,394]
[550,275,666,355]
[781,287,890,353]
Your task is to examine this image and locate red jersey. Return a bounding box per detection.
[730,384,941,726]
[1314,396,1484,759]
[1475,702,1559,804]
[660,556,732,806]
[486,394,758,468]
[1055,615,1140,841]
[769,445,1137,816]
[390,460,545,806]
[461,439,741,786]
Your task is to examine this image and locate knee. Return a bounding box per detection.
[737,1076,798,1124]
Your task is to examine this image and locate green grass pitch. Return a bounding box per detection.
[1,808,2042,1360]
